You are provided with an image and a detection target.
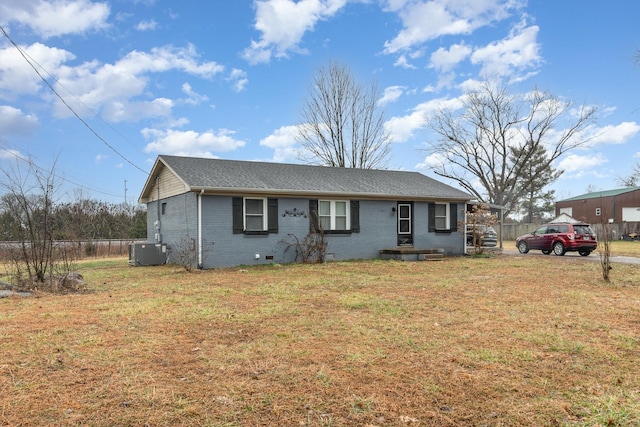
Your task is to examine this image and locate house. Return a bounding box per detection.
[137,155,473,268]
[547,213,580,224]
[555,186,640,225]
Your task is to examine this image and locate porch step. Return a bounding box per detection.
[379,247,445,261]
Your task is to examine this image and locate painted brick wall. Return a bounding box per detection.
[148,195,466,269]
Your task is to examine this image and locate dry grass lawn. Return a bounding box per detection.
[1,252,639,426]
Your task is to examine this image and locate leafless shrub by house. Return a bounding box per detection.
[464,203,498,255]
[282,231,327,263]
[171,237,212,271]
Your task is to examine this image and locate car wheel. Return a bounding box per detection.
[517,241,529,254]
[579,249,591,256]
[541,249,551,255]
[553,242,565,256]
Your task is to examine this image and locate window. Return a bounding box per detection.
[595,207,601,216]
[318,200,349,231]
[428,202,457,233]
[434,203,449,230]
[161,202,166,215]
[309,200,360,234]
[245,198,266,231]
[232,197,278,234]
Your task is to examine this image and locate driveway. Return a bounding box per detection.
[500,246,640,264]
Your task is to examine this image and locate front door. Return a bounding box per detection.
[397,202,413,246]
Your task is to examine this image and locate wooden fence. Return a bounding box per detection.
[498,222,640,242]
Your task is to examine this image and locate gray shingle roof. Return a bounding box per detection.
[153,155,471,200]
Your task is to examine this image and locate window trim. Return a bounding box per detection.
[434,202,450,231]
[232,197,278,235]
[428,202,458,233]
[310,199,359,235]
[318,200,350,231]
[244,197,267,232]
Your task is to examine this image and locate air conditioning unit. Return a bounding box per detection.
[129,243,167,266]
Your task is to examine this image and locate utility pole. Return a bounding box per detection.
[124,179,128,205]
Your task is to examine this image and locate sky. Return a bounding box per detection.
[1,0,639,206]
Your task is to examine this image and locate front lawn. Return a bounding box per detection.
[1,254,639,426]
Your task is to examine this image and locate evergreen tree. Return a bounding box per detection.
[510,144,561,222]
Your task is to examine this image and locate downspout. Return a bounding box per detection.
[155,176,161,242]
[197,189,204,269]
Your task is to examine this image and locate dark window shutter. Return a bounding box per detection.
[450,203,458,232]
[267,198,278,233]
[309,199,319,232]
[350,200,360,233]
[232,197,243,234]
[428,202,435,232]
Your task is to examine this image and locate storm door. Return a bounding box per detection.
[397,202,413,246]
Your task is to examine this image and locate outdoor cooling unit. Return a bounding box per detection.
[128,242,167,266]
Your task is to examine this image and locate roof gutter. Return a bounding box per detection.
[188,186,472,203]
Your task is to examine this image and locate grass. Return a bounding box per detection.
[1,253,639,426]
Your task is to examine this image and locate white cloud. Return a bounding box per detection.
[0,42,75,96]
[393,54,416,69]
[181,83,209,106]
[142,128,246,157]
[102,98,174,123]
[378,86,405,106]
[429,43,471,72]
[557,153,607,174]
[136,19,158,31]
[383,0,522,54]
[260,125,300,162]
[415,152,445,170]
[385,96,463,143]
[242,0,348,64]
[0,0,110,38]
[0,148,23,160]
[0,105,38,135]
[228,68,248,92]
[580,122,640,147]
[48,44,224,121]
[470,23,541,78]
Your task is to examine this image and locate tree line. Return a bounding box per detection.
[0,159,146,243]
[0,196,146,242]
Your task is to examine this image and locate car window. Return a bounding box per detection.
[534,226,547,234]
[557,225,569,233]
[573,225,593,234]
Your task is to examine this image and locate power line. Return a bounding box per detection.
[0,145,124,199]
[0,25,148,175]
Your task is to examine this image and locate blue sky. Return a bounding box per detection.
[1,0,639,205]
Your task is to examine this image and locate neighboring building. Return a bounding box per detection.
[137,155,472,268]
[555,186,640,225]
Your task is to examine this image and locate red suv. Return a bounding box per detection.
[516,222,598,256]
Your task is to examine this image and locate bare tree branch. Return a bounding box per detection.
[424,80,597,216]
[297,61,391,169]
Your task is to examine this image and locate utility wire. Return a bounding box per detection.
[0,145,123,199]
[0,25,147,174]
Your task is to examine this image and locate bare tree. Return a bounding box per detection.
[297,61,391,169]
[0,157,77,290]
[617,163,640,187]
[424,81,597,216]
